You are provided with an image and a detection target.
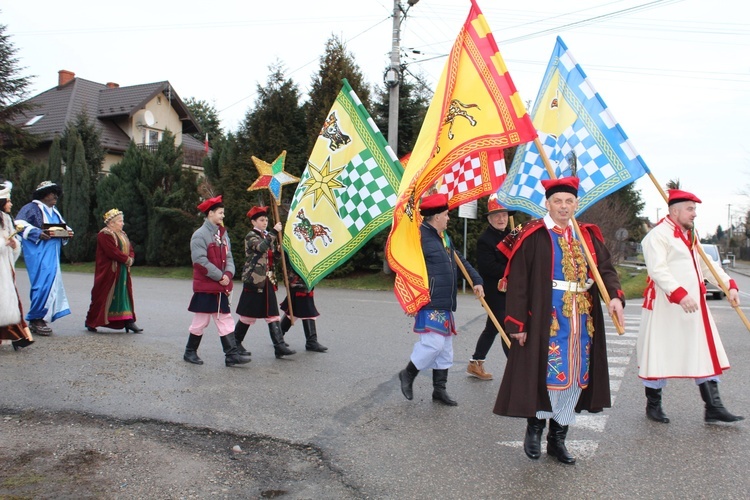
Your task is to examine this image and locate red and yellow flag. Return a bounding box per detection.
[385,0,536,314]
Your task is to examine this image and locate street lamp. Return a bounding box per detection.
[386,0,420,155]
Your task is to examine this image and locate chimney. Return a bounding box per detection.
[106,82,119,89]
[58,69,75,87]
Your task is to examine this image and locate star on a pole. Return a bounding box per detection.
[300,156,345,210]
[248,151,300,205]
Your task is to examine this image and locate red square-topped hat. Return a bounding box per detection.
[420,193,449,216]
[197,195,223,214]
[246,205,269,220]
[667,189,701,206]
[541,177,579,199]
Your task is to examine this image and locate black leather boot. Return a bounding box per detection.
[124,321,143,333]
[399,361,419,400]
[183,334,204,365]
[220,333,252,367]
[547,419,575,464]
[280,315,292,346]
[12,338,34,351]
[699,380,745,423]
[302,319,327,352]
[233,320,251,356]
[431,369,458,406]
[524,417,546,459]
[269,321,295,358]
[645,387,670,423]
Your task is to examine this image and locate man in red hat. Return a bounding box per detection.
[232,206,296,359]
[637,188,743,424]
[493,176,625,465]
[467,193,516,381]
[184,196,251,367]
[398,193,485,407]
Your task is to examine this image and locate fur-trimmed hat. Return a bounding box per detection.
[541,177,579,199]
[197,195,223,214]
[420,193,449,217]
[246,206,269,221]
[667,189,701,206]
[32,181,62,200]
[0,180,12,200]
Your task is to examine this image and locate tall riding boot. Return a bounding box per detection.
[645,387,670,423]
[280,315,292,346]
[523,417,546,459]
[546,419,575,464]
[431,369,458,406]
[699,381,745,423]
[269,321,296,358]
[220,333,252,367]
[398,361,419,400]
[183,334,204,365]
[232,321,251,356]
[302,319,327,352]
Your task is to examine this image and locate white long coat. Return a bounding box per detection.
[637,217,732,379]
[0,212,23,327]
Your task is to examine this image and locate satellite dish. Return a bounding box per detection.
[143,110,155,127]
[615,228,629,241]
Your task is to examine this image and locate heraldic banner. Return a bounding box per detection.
[283,79,403,289]
[385,0,536,314]
[496,36,651,217]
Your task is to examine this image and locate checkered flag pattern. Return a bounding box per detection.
[497,37,649,217]
[440,154,483,197]
[335,151,397,235]
[290,170,311,208]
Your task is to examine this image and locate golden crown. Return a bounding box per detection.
[103,208,123,224]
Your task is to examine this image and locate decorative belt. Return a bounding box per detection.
[551,279,594,293]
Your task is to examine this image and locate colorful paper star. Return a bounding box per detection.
[248,151,300,205]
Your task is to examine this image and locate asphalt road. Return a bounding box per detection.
[3,270,750,498]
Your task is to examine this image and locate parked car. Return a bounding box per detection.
[702,244,729,299]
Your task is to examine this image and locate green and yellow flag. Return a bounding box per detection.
[283,79,403,289]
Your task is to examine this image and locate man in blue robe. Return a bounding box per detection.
[15,181,73,335]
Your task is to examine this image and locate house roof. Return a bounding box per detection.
[14,77,202,152]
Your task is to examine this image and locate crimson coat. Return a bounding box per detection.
[85,229,135,329]
[493,220,623,417]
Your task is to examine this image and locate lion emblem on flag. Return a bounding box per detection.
[292,208,333,254]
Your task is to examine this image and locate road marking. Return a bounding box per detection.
[496,440,600,459]
[607,356,630,365]
[608,366,627,377]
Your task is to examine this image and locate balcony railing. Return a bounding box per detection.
[136,143,207,167]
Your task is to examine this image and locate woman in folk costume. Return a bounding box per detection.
[638,187,743,424]
[84,209,142,334]
[232,206,296,359]
[183,195,250,367]
[0,180,35,350]
[14,181,73,335]
[279,253,327,353]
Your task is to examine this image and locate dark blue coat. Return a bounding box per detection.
[420,221,483,312]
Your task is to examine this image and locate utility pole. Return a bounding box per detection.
[385,0,420,156]
[728,204,732,241]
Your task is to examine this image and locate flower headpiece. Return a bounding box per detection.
[103,208,123,224]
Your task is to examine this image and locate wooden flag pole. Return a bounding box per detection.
[645,174,750,332]
[534,137,626,335]
[271,203,295,325]
[454,252,511,348]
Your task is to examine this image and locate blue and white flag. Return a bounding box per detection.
[496,36,650,217]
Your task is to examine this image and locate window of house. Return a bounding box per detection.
[23,115,44,126]
[148,130,160,144]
